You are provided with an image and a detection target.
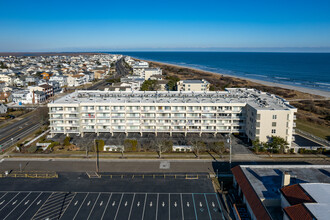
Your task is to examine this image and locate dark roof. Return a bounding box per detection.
[231,166,272,220]
[39,84,52,89]
[283,204,314,220]
[280,184,315,206]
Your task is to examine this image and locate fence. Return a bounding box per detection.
[0,171,58,179]
[296,129,330,147]
[86,172,209,180]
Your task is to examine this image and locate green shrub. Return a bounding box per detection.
[27,145,38,153]
[124,139,138,151]
[95,139,105,151]
[63,136,71,146]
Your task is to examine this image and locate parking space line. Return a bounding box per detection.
[31,192,54,220]
[73,192,89,220]
[87,193,101,220]
[191,194,198,220]
[34,196,74,220]
[169,194,171,220]
[128,193,135,220]
[114,193,124,220]
[100,193,112,220]
[141,193,147,220]
[59,193,77,219]
[3,192,31,220]
[204,194,212,220]
[17,192,42,220]
[180,194,184,220]
[155,193,159,220]
[215,194,225,220]
[0,192,20,212]
[0,192,7,200]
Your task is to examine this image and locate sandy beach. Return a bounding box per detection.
[146,60,330,98]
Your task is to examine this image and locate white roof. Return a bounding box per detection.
[300,183,330,204]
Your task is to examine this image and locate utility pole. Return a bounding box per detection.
[94,139,99,173]
[227,133,232,170]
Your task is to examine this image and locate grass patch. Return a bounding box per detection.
[296,119,330,140]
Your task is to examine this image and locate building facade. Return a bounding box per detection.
[48,88,297,146]
[177,79,210,91]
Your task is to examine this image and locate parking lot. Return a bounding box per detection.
[0,191,224,220]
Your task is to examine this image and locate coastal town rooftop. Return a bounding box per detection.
[239,165,330,201]
[50,88,296,111]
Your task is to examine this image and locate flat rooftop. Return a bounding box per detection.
[240,165,330,201]
[50,88,296,111]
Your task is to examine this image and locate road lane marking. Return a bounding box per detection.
[204,194,212,220]
[17,192,42,220]
[215,194,225,220]
[100,193,112,220]
[128,193,135,220]
[191,194,198,220]
[155,193,159,220]
[141,194,147,220]
[30,192,53,220]
[0,193,20,212]
[4,193,31,220]
[58,193,77,219]
[180,194,184,220]
[169,194,170,220]
[86,193,100,220]
[72,193,89,220]
[113,193,124,220]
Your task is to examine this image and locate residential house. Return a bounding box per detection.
[67,74,85,87]
[0,91,13,103]
[0,103,7,113]
[26,91,46,104]
[49,75,67,87]
[0,81,5,91]
[0,73,13,86]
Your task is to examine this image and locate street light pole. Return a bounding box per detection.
[227,133,232,170]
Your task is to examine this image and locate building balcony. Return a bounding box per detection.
[98,129,111,132]
[50,117,64,120]
[293,123,296,127]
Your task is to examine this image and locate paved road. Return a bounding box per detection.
[0,108,48,151]
[1,159,329,174]
[87,57,130,91]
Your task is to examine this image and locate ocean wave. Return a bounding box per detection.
[245,74,268,78]
[274,77,290,80]
[315,82,330,86]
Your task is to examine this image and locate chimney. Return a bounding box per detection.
[282,171,291,187]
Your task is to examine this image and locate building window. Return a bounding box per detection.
[272,122,276,127]
[272,115,277,120]
[271,129,276,134]
[257,114,260,120]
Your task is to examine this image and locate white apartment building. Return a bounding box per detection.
[177,79,210,91]
[48,88,297,147]
[144,68,162,80]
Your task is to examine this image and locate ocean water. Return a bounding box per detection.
[110,52,330,92]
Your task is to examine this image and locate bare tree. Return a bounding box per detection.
[189,137,206,159]
[152,138,170,158]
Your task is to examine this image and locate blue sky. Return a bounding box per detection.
[1,0,330,52]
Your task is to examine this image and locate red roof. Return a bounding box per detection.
[231,166,272,220]
[280,184,315,206]
[284,204,314,220]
